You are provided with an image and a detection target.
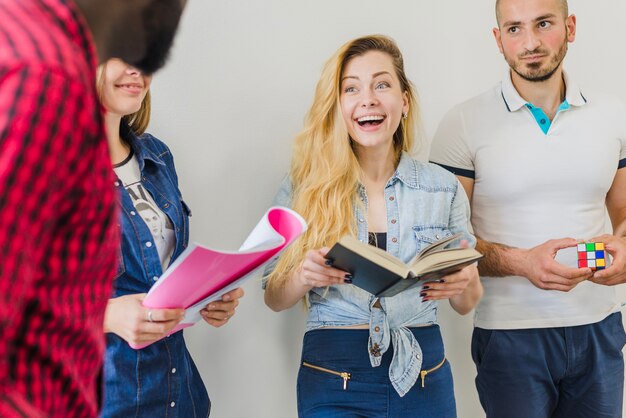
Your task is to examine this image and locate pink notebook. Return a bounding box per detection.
[131,206,307,349]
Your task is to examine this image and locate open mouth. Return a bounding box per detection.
[356,115,385,127]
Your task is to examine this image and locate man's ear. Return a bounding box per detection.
[566,14,577,43]
[493,27,504,54]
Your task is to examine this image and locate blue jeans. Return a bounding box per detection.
[297,325,456,418]
[472,312,626,418]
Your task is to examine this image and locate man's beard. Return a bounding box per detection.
[507,37,568,83]
[132,1,184,74]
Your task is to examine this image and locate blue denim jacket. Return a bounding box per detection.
[102,127,209,417]
[270,153,474,396]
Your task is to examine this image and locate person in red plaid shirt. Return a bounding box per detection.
[0,0,187,416]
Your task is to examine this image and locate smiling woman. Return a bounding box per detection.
[96,58,245,417]
[340,50,409,153]
[263,34,482,417]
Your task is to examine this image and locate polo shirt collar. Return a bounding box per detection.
[500,69,587,112]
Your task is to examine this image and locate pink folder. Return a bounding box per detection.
[130,206,307,349]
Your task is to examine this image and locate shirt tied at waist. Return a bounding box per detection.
[368,302,424,397]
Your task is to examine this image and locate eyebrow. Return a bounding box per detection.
[502,13,557,28]
[341,71,392,83]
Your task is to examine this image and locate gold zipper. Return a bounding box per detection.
[420,357,446,388]
[302,362,351,390]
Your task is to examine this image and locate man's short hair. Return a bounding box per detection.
[496,0,569,26]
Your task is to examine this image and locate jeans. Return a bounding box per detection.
[297,325,456,418]
[472,312,626,418]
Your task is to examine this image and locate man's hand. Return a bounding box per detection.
[520,238,592,291]
[588,234,626,286]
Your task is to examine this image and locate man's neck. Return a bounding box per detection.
[510,69,566,120]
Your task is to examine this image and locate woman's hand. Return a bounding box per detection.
[420,263,482,315]
[104,293,185,347]
[265,247,351,312]
[295,247,351,289]
[200,288,244,328]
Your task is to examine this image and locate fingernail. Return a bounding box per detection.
[439,279,446,283]
[208,304,215,309]
[344,278,353,284]
[420,292,427,297]
[324,259,333,266]
[345,274,353,279]
[422,286,430,290]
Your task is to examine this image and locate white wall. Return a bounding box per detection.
[149,1,626,416]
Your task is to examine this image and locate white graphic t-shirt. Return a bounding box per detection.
[114,151,175,270]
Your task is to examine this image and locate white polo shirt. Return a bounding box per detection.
[430,71,626,330]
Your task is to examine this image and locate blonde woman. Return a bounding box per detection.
[264,35,482,417]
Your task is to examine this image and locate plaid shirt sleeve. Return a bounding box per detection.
[0,64,106,417]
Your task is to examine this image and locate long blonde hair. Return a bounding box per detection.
[267,34,420,288]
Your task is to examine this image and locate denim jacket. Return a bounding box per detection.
[102,127,209,417]
[270,153,474,396]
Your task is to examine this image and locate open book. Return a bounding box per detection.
[132,206,307,349]
[326,232,482,298]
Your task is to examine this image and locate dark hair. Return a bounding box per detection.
[496,0,568,26]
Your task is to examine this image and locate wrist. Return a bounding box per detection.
[103,298,117,333]
[293,268,313,292]
[508,247,530,277]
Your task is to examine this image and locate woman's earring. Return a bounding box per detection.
[402,112,408,119]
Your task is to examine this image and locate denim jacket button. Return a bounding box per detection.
[171,368,177,374]
[374,326,380,332]
[170,402,175,407]
[145,242,152,248]
[163,202,170,209]
[389,196,395,201]
[153,276,159,281]
[130,211,136,216]
[391,219,397,224]
[391,237,398,243]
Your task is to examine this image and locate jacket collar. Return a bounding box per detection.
[390,152,419,189]
[121,124,166,172]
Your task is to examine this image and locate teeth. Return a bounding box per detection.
[357,115,384,122]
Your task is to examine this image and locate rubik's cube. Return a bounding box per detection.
[577,242,606,271]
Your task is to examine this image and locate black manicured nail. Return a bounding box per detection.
[420,292,427,297]
[345,274,353,279]
[422,286,430,290]
[344,278,353,284]
[325,259,333,266]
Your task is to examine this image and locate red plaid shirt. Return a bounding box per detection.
[0,0,118,416]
